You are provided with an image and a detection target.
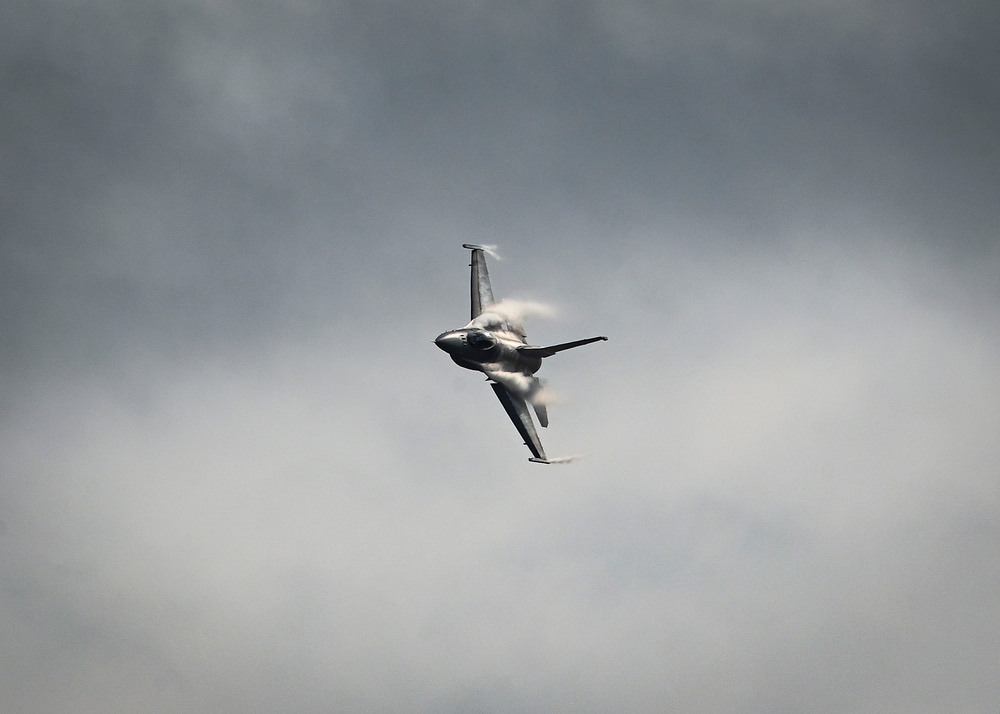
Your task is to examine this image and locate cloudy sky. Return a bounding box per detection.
[2,1,999,711]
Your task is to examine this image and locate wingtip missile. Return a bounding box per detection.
[462,243,502,261]
[529,456,581,465]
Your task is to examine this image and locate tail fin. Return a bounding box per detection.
[517,335,608,359]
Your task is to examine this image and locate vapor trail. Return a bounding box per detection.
[545,455,582,464]
[479,244,503,261]
[485,369,534,395]
[469,299,555,334]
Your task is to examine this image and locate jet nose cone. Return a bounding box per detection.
[434,331,463,353]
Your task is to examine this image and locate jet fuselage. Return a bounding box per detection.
[434,328,542,374]
[435,244,606,462]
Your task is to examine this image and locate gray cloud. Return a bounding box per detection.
[2,1,999,712]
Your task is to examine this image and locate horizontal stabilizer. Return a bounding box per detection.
[517,335,608,359]
[533,401,548,428]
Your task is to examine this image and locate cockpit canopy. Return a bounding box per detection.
[466,330,497,350]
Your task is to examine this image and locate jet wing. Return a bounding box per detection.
[490,382,549,463]
[463,244,495,319]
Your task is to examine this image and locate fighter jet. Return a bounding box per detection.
[434,244,607,463]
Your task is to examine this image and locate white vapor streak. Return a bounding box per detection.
[486,370,557,404]
[486,369,535,396]
[545,455,582,464]
[529,385,559,406]
[480,244,503,261]
[469,299,555,334]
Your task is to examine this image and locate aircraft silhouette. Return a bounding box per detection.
[434,244,607,463]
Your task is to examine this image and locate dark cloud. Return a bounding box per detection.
[2,1,999,711]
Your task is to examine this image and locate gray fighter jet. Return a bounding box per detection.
[434,244,607,463]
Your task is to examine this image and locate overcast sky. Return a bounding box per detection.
[2,1,999,712]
